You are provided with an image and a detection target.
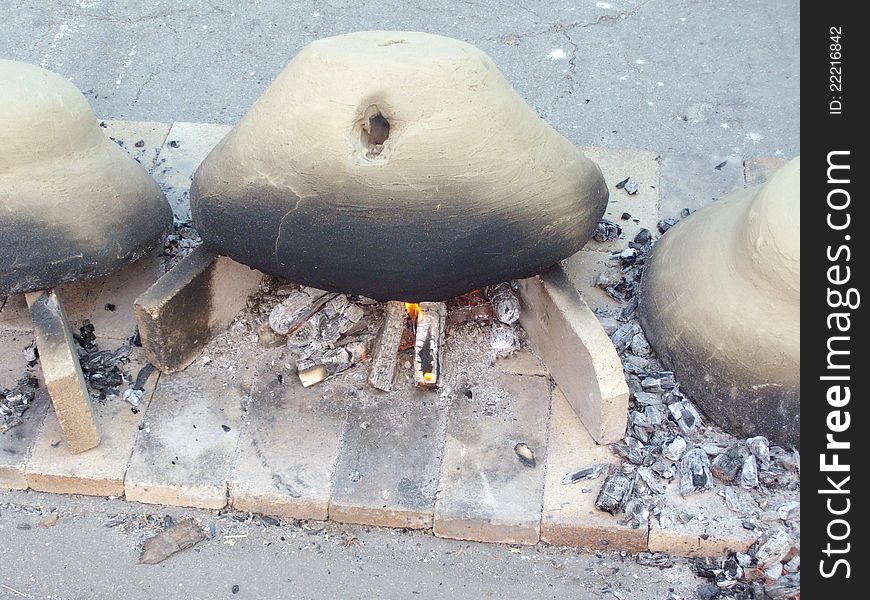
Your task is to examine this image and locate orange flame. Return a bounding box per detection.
[404,302,421,323]
[422,372,436,383]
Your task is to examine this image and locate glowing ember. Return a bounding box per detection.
[422,372,436,383]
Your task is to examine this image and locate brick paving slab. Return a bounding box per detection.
[87,253,164,343]
[330,387,446,529]
[541,388,648,551]
[0,386,49,490]
[433,372,550,545]
[124,362,244,509]
[560,250,625,315]
[25,351,159,497]
[0,294,32,331]
[102,120,172,172]
[581,148,660,254]
[658,153,744,220]
[151,122,232,220]
[229,363,347,521]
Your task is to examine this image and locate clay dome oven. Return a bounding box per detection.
[191,31,608,301]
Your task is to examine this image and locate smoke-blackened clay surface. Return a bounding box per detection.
[191,31,608,301]
[0,60,172,295]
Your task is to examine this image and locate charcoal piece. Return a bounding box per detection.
[625,436,649,465]
[269,289,333,336]
[615,177,630,189]
[657,217,679,233]
[644,404,668,427]
[696,583,719,600]
[490,323,519,357]
[561,464,606,485]
[783,554,799,574]
[636,465,665,494]
[619,296,639,321]
[755,531,792,568]
[1,374,40,433]
[486,282,521,325]
[668,400,702,434]
[611,322,639,354]
[746,435,771,464]
[630,332,651,357]
[719,556,743,586]
[740,455,759,489]
[636,552,673,568]
[679,448,712,496]
[139,518,206,564]
[662,436,687,462]
[721,487,744,513]
[594,470,636,514]
[642,376,663,392]
[623,180,640,195]
[692,557,719,580]
[621,212,632,220]
[766,572,800,599]
[634,391,662,406]
[776,500,800,521]
[633,228,652,245]
[593,219,622,242]
[650,460,675,479]
[711,445,743,481]
[622,496,650,528]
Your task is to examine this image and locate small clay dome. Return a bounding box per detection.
[191,31,608,301]
[639,157,800,445]
[0,60,172,295]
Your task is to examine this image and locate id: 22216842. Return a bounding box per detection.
[830,27,843,115]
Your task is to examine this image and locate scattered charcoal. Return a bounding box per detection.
[611,322,640,354]
[668,400,702,434]
[740,455,759,489]
[622,495,650,528]
[746,436,770,464]
[650,460,675,479]
[485,282,521,325]
[636,552,673,568]
[134,139,145,148]
[562,464,606,485]
[593,219,622,242]
[711,445,744,481]
[73,321,97,350]
[766,572,799,599]
[681,207,693,218]
[630,332,651,356]
[168,139,180,148]
[623,180,640,195]
[139,518,206,564]
[636,465,665,494]
[630,410,649,429]
[714,160,728,171]
[643,404,668,427]
[619,247,639,265]
[720,487,745,514]
[657,218,679,233]
[776,501,799,521]
[717,555,743,587]
[1,374,40,433]
[755,531,793,568]
[634,391,661,406]
[490,323,519,357]
[696,583,719,600]
[232,584,241,595]
[679,448,713,496]
[133,363,156,390]
[742,520,757,531]
[620,212,632,220]
[615,177,630,189]
[633,228,652,246]
[619,296,640,321]
[654,371,676,389]
[641,376,664,392]
[735,552,753,569]
[624,436,650,465]
[160,219,203,270]
[514,442,536,467]
[624,353,650,372]
[662,436,687,461]
[700,442,728,456]
[692,557,719,579]
[595,469,636,514]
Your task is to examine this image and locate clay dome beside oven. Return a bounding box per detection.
[639,157,800,445]
[190,31,608,301]
[0,60,172,295]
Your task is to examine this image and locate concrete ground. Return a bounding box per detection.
[1,1,799,598]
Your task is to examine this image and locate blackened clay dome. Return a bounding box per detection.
[190,31,608,301]
[639,157,800,445]
[0,60,172,295]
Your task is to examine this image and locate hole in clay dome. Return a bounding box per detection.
[360,109,390,159]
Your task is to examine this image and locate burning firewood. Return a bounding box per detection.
[367,301,408,392]
[412,302,446,388]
